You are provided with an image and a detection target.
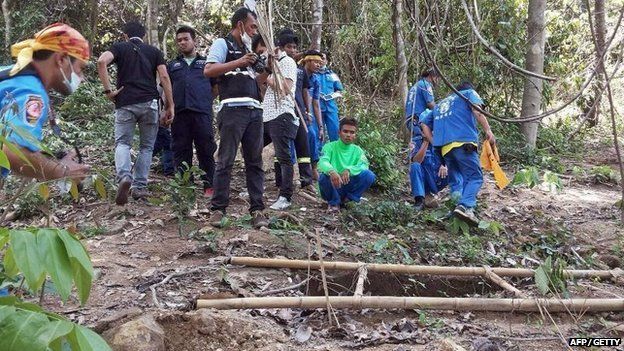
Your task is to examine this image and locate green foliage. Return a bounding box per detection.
[163,163,205,236]
[512,166,563,192]
[534,256,570,298]
[590,165,620,184]
[367,235,414,264]
[0,228,109,350]
[58,80,113,127]
[343,200,421,232]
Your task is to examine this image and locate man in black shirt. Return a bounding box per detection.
[167,26,217,197]
[97,21,174,205]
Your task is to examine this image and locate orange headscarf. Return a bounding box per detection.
[10,23,90,76]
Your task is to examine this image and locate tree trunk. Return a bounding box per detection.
[588,0,606,127]
[310,0,323,51]
[392,0,408,108]
[519,0,546,148]
[2,0,11,49]
[146,0,159,49]
[88,0,98,54]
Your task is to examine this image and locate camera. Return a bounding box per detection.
[252,53,269,74]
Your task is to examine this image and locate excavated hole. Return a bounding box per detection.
[303,271,502,297]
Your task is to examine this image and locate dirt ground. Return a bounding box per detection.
[7,142,624,351]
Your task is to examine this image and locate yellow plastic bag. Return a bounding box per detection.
[480,141,510,189]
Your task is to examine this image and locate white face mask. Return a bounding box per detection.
[239,23,252,51]
[60,59,82,94]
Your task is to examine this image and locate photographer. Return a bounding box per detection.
[203,7,268,228]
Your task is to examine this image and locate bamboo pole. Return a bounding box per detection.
[483,266,527,298]
[197,296,624,313]
[229,257,619,280]
[354,265,368,298]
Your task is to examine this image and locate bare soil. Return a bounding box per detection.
[7,143,624,351]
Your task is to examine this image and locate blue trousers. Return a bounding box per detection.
[307,121,320,162]
[153,126,174,176]
[319,170,376,206]
[443,145,483,208]
[322,111,340,141]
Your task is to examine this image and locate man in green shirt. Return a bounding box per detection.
[318,118,376,212]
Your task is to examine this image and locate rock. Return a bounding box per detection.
[438,339,468,351]
[93,307,143,333]
[103,314,165,351]
[598,254,622,269]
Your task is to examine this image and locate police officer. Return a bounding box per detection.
[1,23,90,182]
[203,7,268,229]
[167,25,217,197]
[317,52,343,141]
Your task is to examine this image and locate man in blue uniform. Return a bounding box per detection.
[301,51,324,180]
[405,69,438,139]
[421,81,496,225]
[1,23,90,182]
[167,25,217,197]
[203,8,268,228]
[317,52,343,141]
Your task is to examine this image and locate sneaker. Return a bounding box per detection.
[131,187,150,200]
[209,210,226,228]
[453,205,479,226]
[270,196,292,210]
[203,187,214,198]
[115,176,132,205]
[251,211,269,229]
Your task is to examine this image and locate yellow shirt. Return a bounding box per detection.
[441,142,478,156]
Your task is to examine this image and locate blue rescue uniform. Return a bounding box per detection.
[307,71,322,162]
[0,66,50,177]
[421,89,484,208]
[405,78,434,140]
[317,67,343,141]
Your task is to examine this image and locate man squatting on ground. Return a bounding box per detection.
[1,23,91,182]
[420,81,496,225]
[203,8,269,229]
[97,21,174,205]
[318,118,376,212]
[252,35,299,211]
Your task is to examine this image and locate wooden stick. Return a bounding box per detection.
[255,278,310,297]
[196,296,624,313]
[354,265,368,298]
[314,228,338,327]
[483,266,527,298]
[228,257,616,280]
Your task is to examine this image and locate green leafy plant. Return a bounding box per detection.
[512,167,541,189]
[590,165,620,184]
[343,200,421,232]
[163,163,205,237]
[367,235,414,264]
[534,256,570,298]
[0,227,110,350]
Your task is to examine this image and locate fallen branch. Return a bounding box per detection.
[196,296,624,313]
[297,190,320,204]
[150,265,214,308]
[255,278,310,297]
[314,228,339,327]
[228,257,617,279]
[483,266,527,298]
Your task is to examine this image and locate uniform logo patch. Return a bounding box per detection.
[24,95,44,126]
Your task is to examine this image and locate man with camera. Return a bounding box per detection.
[203,7,268,228]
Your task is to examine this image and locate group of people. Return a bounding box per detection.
[0,6,495,229]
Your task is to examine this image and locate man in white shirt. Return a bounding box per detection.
[253,35,298,210]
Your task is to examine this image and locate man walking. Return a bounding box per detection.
[203,8,268,228]
[97,21,174,205]
[167,25,217,197]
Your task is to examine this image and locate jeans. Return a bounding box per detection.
[153,126,174,176]
[171,110,217,189]
[319,170,376,206]
[114,100,159,189]
[264,113,298,200]
[211,106,264,213]
[277,120,314,187]
[444,145,483,208]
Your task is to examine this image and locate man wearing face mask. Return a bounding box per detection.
[97,21,174,206]
[203,7,268,229]
[0,23,91,182]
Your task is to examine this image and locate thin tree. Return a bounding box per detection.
[519,0,547,148]
[588,0,606,127]
[146,0,159,49]
[311,0,323,51]
[2,0,11,49]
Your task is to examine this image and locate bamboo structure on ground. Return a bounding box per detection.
[229,257,620,280]
[197,296,624,313]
